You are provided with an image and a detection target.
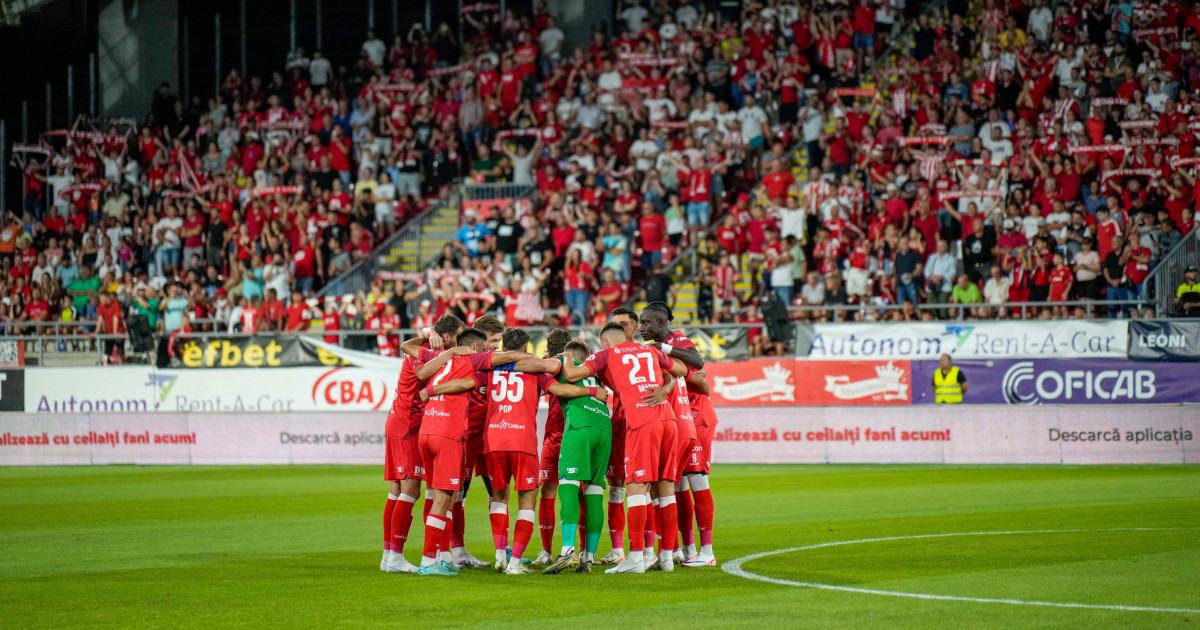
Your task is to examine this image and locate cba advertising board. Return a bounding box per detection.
[24,367,390,413]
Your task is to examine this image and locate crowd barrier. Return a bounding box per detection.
[0,406,1194,466]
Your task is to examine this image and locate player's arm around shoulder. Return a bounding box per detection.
[548,381,606,402]
[660,339,705,370]
[559,353,598,383]
[418,377,478,402]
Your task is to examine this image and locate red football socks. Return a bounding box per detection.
[512,509,535,559]
[537,497,555,552]
[391,494,417,552]
[694,488,715,547]
[676,490,695,547]
[489,503,509,550]
[423,515,447,560]
[383,495,397,551]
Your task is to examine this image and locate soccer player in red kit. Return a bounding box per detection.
[449,315,507,569]
[559,323,688,573]
[533,328,575,565]
[596,307,640,566]
[402,328,532,576]
[482,328,600,574]
[639,302,718,567]
[381,314,464,574]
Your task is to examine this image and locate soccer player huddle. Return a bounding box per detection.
[379,303,718,576]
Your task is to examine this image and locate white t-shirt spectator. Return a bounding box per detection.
[737,105,769,141]
[309,57,332,86]
[767,245,794,289]
[597,71,624,109]
[47,172,74,211]
[629,139,660,171]
[154,216,183,249]
[621,5,649,33]
[539,27,565,60]
[675,4,699,28]
[982,136,1014,162]
[983,276,1012,304]
[687,107,715,141]
[715,110,738,135]
[362,38,386,67]
[644,97,677,123]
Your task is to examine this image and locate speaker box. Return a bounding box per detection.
[126,314,155,353]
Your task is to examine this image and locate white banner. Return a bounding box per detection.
[0,413,388,465]
[0,405,1193,466]
[24,367,399,414]
[806,321,1128,361]
[709,406,1199,464]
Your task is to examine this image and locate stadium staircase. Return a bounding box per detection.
[315,188,463,298]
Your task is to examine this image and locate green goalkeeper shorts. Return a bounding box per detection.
[558,426,611,488]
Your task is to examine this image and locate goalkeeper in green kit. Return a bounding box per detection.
[543,339,612,575]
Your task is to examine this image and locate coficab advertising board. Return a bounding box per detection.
[804,321,1128,361]
[910,359,1200,405]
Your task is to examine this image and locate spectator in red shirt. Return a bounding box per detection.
[637,201,667,269]
[1048,252,1073,318]
[92,292,125,364]
[285,292,310,332]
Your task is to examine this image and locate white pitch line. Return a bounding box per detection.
[722,528,1200,614]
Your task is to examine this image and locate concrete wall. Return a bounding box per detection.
[98,0,178,117]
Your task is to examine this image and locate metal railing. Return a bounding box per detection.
[784,298,1149,322]
[459,182,538,205]
[1147,228,1200,317]
[314,188,461,298]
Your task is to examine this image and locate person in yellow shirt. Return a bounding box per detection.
[932,353,969,404]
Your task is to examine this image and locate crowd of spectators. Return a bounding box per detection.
[6,0,1200,362]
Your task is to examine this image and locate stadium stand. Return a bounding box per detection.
[4,0,1200,363]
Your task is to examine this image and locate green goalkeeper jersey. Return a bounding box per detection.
[557,355,612,434]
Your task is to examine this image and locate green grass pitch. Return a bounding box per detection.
[1,464,1197,629]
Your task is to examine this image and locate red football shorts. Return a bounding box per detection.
[606,426,626,481]
[674,437,697,483]
[683,414,717,475]
[384,433,424,482]
[419,434,464,492]
[463,436,487,479]
[624,420,678,485]
[487,451,539,492]
[538,439,561,484]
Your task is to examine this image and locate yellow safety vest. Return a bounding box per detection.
[933,367,963,404]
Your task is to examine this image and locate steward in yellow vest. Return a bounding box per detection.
[932,353,968,404]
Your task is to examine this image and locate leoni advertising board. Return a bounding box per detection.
[804,321,1128,360]
[1127,321,1200,362]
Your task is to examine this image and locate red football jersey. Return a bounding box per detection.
[672,377,698,442]
[544,396,565,447]
[583,342,675,430]
[419,351,496,440]
[385,348,438,437]
[664,329,717,425]
[484,369,553,456]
